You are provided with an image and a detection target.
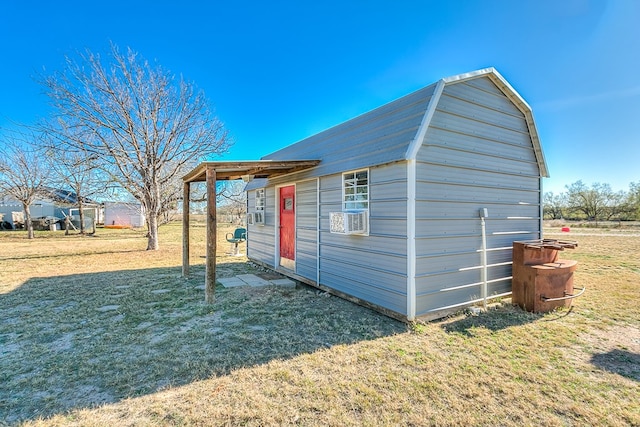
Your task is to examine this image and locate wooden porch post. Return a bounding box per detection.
[182,181,190,277]
[205,166,217,303]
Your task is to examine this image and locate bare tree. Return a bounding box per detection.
[217,181,247,224]
[0,133,50,239]
[157,160,185,225]
[44,144,107,234]
[40,43,229,249]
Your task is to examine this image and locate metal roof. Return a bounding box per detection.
[182,160,321,183]
[260,68,549,179]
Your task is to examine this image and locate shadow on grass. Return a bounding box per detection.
[0,248,143,262]
[0,264,406,424]
[591,349,640,381]
[440,304,544,336]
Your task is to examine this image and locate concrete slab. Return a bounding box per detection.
[97,305,120,312]
[237,274,270,287]
[215,274,298,289]
[218,277,247,288]
[269,278,297,288]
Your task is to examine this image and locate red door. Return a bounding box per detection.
[279,185,295,262]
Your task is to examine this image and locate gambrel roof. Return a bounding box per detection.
[261,67,548,178]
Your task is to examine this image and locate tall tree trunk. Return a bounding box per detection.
[147,214,159,250]
[23,203,34,239]
[78,199,85,234]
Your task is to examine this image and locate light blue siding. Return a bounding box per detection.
[246,187,276,266]
[295,180,318,282]
[414,76,542,317]
[317,163,408,315]
[245,70,546,321]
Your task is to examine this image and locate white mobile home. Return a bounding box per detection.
[104,202,145,228]
[0,189,100,230]
[184,68,549,321]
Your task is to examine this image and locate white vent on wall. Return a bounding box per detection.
[329,211,367,235]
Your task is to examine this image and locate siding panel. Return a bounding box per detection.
[417,163,539,190]
[436,94,528,133]
[294,180,318,281]
[414,76,542,317]
[463,77,506,96]
[319,232,407,255]
[425,114,533,152]
[444,83,521,117]
[320,271,407,314]
[416,201,540,219]
[416,182,539,205]
[316,164,409,316]
[416,275,511,315]
[424,127,537,162]
[418,145,539,176]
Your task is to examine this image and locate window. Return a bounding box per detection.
[343,169,368,211]
[255,189,265,211]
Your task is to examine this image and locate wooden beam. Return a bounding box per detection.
[181,160,321,183]
[205,166,217,303]
[182,182,190,277]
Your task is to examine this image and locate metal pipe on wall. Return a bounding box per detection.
[479,208,489,310]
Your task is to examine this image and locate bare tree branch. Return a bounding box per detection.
[39,43,230,249]
[42,138,109,234]
[0,131,51,238]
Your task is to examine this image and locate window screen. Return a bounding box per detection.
[343,169,368,211]
[255,189,265,211]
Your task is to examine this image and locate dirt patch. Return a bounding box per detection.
[567,325,640,381]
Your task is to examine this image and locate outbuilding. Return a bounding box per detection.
[0,188,101,230]
[184,68,549,321]
[104,201,145,228]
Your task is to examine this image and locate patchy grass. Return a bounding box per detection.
[0,223,638,426]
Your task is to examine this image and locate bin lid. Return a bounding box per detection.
[516,239,577,250]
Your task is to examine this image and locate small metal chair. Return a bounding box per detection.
[226,227,247,256]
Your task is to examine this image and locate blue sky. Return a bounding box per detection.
[1,0,638,194]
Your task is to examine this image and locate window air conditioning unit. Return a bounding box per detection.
[247,212,264,226]
[253,211,265,225]
[329,211,367,235]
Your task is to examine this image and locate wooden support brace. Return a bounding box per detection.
[182,182,190,277]
[205,166,217,304]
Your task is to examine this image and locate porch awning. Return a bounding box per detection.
[181,159,320,304]
[182,160,321,183]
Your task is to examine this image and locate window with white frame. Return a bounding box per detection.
[255,188,265,211]
[343,169,369,211]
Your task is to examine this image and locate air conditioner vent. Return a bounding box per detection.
[254,211,265,225]
[330,211,367,235]
[247,212,265,226]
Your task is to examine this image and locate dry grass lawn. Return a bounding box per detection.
[0,222,638,426]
